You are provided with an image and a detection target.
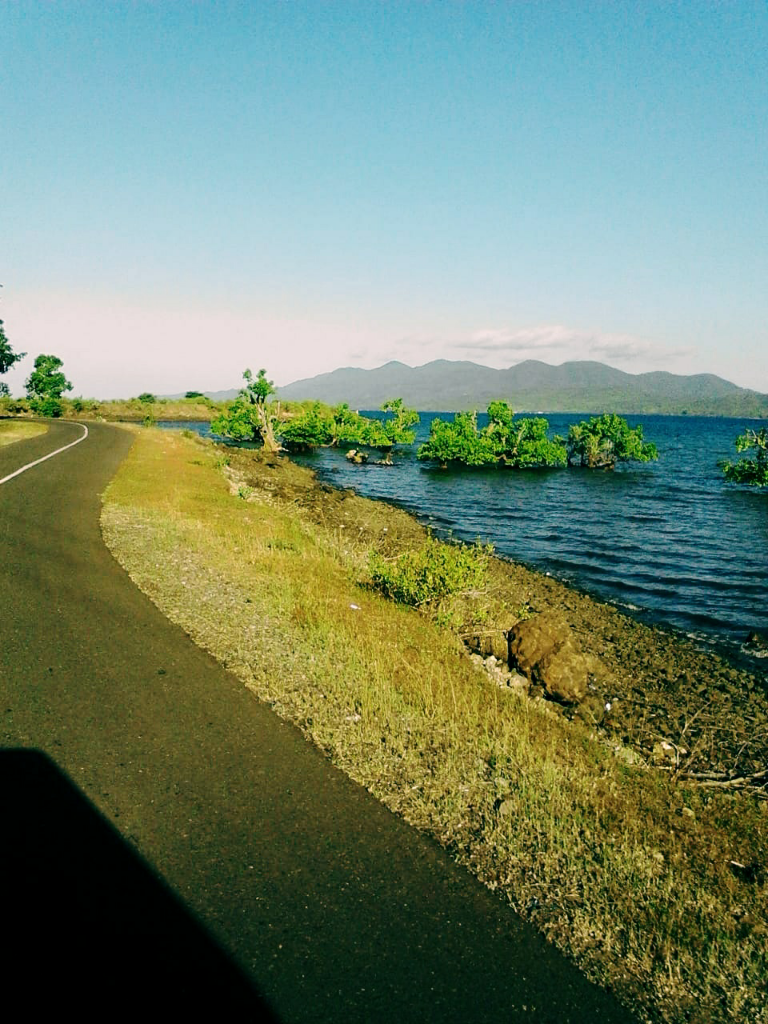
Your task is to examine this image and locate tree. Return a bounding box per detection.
[210,368,281,452]
[278,401,334,450]
[185,390,205,399]
[720,428,768,487]
[25,354,73,417]
[418,411,496,467]
[566,413,658,469]
[137,392,156,404]
[417,404,566,469]
[359,398,420,463]
[0,319,25,387]
[485,402,567,468]
[329,403,369,446]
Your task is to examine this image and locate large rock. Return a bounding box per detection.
[507,612,594,705]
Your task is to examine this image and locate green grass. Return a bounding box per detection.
[0,421,48,446]
[101,428,768,1024]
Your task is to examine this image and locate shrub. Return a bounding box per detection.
[32,395,63,418]
[368,537,492,608]
[720,428,768,487]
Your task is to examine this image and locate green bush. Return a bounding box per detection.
[32,395,64,418]
[720,427,768,486]
[368,537,492,608]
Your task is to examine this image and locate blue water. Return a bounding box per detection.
[160,415,768,671]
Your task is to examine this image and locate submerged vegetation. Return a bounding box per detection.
[103,427,768,1024]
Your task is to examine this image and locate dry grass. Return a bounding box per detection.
[102,428,768,1024]
[0,421,48,446]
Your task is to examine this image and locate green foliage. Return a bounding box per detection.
[720,428,768,487]
[567,413,658,469]
[0,319,25,377]
[369,537,492,608]
[25,354,73,414]
[418,411,495,466]
[359,399,420,461]
[279,402,334,450]
[211,368,280,451]
[242,367,275,404]
[418,403,566,468]
[278,398,418,457]
[69,396,99,414]
[137,392,156,404]
[34,395,64,418]
[185,390,205,399]
[485,402,567,467]
[331,403,372,446]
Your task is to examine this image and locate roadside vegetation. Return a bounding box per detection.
[102,427,767,1024]
[0,420,48,446]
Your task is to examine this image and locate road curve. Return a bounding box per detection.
[0,421,633,1022]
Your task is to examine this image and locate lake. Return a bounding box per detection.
[160,414,768,674]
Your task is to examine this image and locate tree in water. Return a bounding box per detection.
[211,368,281,452]
[418,404,565,469]
[278,401,334,451]
[720,428,768,487]
[566,413,658,469]
[360,398,419,464]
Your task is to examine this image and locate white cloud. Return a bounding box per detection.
[451,323,697,370]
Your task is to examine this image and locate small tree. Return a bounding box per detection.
[185,390,204,399]
[485,402,567,467]
[211,368,281,452]
[330,403,369,446]
[567,413,658,469]
[418,404,565,469]
[359,398,419,464]
[720,428,768,487]
[25,354,73,417]
[278,402,334,451]
[418,411,496,467]
[0,319,25,389]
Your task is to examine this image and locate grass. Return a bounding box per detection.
[101,428,768,1024]
[0,421,48,446]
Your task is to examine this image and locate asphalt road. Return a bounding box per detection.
[0,420,634,1022]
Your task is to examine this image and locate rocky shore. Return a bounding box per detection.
[226,444,768,796]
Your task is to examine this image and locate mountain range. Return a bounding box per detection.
[264,359,768,417]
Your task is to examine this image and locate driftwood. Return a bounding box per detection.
[677,767,768,792]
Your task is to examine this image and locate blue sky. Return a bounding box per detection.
[2,1,766,398]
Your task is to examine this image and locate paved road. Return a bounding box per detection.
[0,421,633,1022]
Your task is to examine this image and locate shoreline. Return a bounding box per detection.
[96,426,768,1022]
[308,463,768,681]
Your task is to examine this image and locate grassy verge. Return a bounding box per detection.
[101,428,767,1024]
[0,421,48,446]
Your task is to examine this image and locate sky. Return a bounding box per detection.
[1,1,767,398]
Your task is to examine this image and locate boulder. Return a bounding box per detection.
[746,631,768,652]
[507,611,568,678]
[538,639,590,704]
[507,612,596,705]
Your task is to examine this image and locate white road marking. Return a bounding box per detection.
[0,422,89,486]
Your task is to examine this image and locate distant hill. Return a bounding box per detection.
[274,359,768,417]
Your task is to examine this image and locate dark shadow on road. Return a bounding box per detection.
[0,749,279,1020]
